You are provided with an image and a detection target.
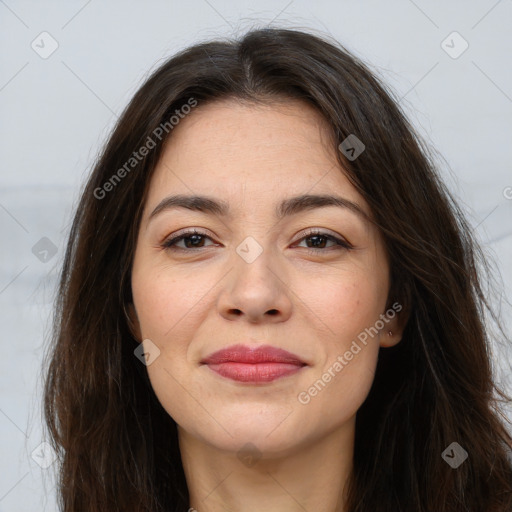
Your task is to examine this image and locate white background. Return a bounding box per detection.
[1,1,511,510]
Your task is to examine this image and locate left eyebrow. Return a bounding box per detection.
[277,193,369,221]
[147,193,370,225]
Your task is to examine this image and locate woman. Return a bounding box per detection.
[43,27,512,511]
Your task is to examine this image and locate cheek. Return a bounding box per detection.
[131,262,215,342]
[297,302,381,432]
[293,271,385,420]
[131,265,209,423]
[293,266,387,346]
[299,345,379,437]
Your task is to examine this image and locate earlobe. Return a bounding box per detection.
[379,303,409,348]
[126,302,142,342]
[380,328,401,348]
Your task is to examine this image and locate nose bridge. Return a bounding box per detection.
[232,234,278,289]
[219,232,291,322]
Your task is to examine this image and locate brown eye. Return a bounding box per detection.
[162,230,215,251]
[294,230,352,254]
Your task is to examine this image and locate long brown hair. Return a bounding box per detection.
[43,27,512,511]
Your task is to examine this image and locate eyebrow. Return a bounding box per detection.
[147,193,369,224]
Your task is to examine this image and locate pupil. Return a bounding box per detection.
[308,235,325,248]
[186,235,203,248]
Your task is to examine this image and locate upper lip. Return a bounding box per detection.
[201,344,306,365]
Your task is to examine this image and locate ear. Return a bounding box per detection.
[126,302,142,342]
[379,301,409,348]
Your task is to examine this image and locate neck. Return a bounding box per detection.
[179,419,354,512]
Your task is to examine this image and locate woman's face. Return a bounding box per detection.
[130,98,402,456]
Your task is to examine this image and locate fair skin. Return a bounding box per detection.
[129,98,405,512]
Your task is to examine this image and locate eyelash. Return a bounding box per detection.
[161,229,353,255]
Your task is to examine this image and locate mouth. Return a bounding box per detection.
[200,344,307,383]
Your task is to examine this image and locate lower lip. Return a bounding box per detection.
[205,362,305,382]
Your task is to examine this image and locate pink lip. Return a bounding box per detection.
[201,344,307,383]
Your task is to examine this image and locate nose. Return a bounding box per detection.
[217,245,293,324]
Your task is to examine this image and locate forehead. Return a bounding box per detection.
[143,98,369,218]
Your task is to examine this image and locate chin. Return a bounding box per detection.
[178,407,310,456]
[209,429,307,459]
